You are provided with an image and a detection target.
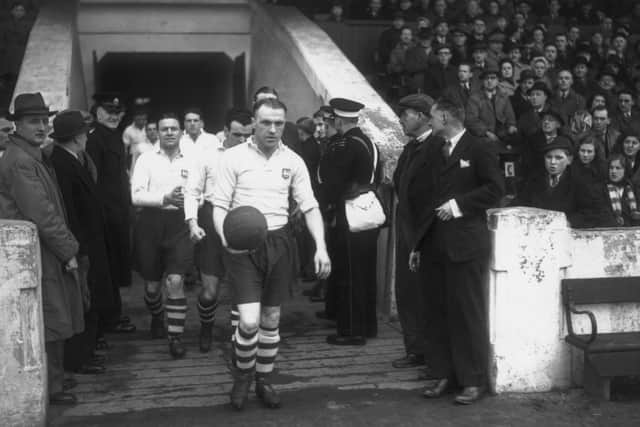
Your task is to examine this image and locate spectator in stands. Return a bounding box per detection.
[573,135,607,185]
[567,24,581,51]
[470,42,491,78]
[576,1,599,25]
[404,29,433,93]
[0,116,11,156]
[432,19,449,46]
[511,68,535,119]
[568,109,593,143]
[550,69,586,126]
[395,0,418,19]
[554,33,571,69]
[621,133,640,183]
[312,109,326,140]
[595,154,640,227]
[484,1,502,32]
[328,1,345,22]
[442,62,477,108]
[595,67,620,108]
[416,15,430,31]
[529,26,546,55]
[469,17,488,44]
[450,26,469,65]
[352,0,390,20]
[517,80,551,138]
[388,26,415,96]
[429,0,449,23]
[487,32,506,69]
[516,0,537,27]
[611,88,640,136]
[424,43,456,99]
[508,12,528,42]
[415,0,431,18]
[498,58,516,96]
[540,0,565,29]
[507,42,529,82]
[589,32,607,69]
[465,66,517,144]
[0,0,34,75]
[377,12,405,71]
[145,121,159,145]
[543,43,560,82]
[461,0,483,24]
[530,56,552,89]
[572,56,594,99]
[588,93,608,111]
[591,105,621,159]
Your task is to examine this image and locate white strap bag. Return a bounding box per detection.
[344,139,386,232]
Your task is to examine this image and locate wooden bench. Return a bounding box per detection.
[561,277,640,400]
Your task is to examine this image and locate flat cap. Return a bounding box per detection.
[527,81,551,96]
[488,31,506,43]
[471,42,488,52]
[398,94,435,114]
[480,66,500,79]
[296,117,316,135]
[329,98,364,118]
[541,135,572,154]
[541,109,564,126]
[573,55,591,68]
[518,69,536,82]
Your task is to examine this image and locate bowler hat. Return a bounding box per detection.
[398,94,435,115]
[6,92,57,121]
[49,110,89,140]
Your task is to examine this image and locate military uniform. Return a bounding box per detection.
[319,98,380,345]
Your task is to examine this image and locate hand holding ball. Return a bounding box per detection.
[223,206,268,251]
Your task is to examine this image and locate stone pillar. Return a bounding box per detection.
[0,220,47,426]
[487,207,572,393]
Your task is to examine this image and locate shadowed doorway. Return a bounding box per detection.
[95,52,246,132]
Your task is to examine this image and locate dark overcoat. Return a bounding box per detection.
[0,135,83,341]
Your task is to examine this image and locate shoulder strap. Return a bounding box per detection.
[350,135,377,185]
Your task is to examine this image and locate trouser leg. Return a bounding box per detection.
[46,340,65,395]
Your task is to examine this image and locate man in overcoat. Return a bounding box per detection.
[0,93,84,404]
[49,110,116,375]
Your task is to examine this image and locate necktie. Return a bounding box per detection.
[550,175,559,188]
[442,140,452,160]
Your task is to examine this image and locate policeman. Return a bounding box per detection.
[319,98,381,346]
[212,98,331,410]
[184,108,253,352]
[86,93,135,340]
[131,113,195,358]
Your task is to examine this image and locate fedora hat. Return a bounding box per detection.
[49,110,89,140]
[6,92,57,121]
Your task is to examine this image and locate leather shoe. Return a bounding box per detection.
[75,362,105,375]
[392,353,425,368]
[454,386,484,405]
[63,378,77,391]
[326,334,366,346]
[49,392,77,405]
[169,337,186,359]
[150,315,166,339]
[199,323,214,353]
[423,378,450,398]
[255,375,282,409]
[230,369,254,410]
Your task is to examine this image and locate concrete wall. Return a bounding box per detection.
[488,207,640,393]
[77,0,252,103]
[0,221,46,427]
[12,0,87,112]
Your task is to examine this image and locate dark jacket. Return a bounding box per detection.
[549,90,586,126]
[0,135,83,341]
[465,90,516,138]
[49,145,117,312]
[424,63,458,99]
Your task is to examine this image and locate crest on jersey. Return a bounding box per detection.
[181,169,189,178]
[281,168,291,179]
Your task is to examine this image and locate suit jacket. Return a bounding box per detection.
[424,64,457,99]
[442,83,477,109]
[404,46,433,93]
[393,132,443,250]
[49,145,117,312]
[549,90,586,125]
[465,90,516,138]
[86,123,131,224]
[611,110,640,137]
[0,135,83,341]
[417,131,504,261]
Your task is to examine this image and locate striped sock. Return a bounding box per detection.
[166,297,188,337]
[256,325,280,374]
[144,291,164,317]
[197,296,218,325]
[234,326,258,373]
[230,307,240,344]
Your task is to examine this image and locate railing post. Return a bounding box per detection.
[0,220,47,426]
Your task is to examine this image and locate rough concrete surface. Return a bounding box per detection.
[45,274,640,427]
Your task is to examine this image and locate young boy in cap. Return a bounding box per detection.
[318,97,381,346]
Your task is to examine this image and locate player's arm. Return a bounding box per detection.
[184,158,206,241]
[211,150,241,252]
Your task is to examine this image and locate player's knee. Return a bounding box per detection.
[238,319,259,334]
[145,281,161,296]
[260,307,280,329]
[166,274,183,292]
[200,274,219,301]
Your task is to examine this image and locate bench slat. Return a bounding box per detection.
[567,332,640,353]
[562,277,640,305]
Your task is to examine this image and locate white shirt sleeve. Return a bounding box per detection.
[184,157,206,221]
[449,199,463,218]
[131,153,165,207]
[211,151,236,211]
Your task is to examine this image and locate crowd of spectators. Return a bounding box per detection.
[295,0,640,229]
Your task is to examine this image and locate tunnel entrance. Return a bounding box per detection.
[95,52,246,132]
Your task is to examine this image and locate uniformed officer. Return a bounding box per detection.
[318,98,381,346]
[184,108,253,353]
[85,93,135,341]
[131,113,195,358]
[212,98,331,410]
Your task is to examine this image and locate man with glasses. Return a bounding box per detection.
[424,44,457,99]
[184,108,253,352]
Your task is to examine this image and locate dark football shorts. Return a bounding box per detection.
[134,208,194,282]
[225,224,296,307]
[196,202,226,277]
